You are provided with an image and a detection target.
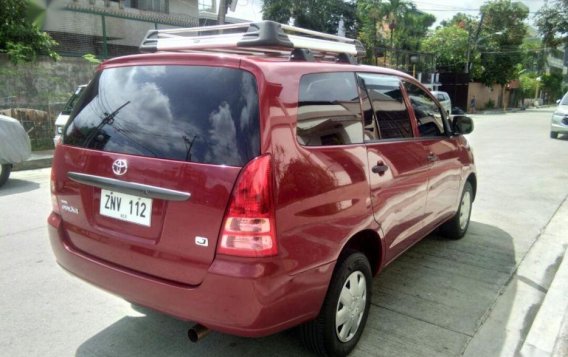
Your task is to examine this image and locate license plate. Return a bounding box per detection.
[100,189,152,226]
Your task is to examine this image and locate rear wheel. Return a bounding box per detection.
[440,181,473,239]
[300,251,372,356]
[0,164,12,188]
[550,131,558,139]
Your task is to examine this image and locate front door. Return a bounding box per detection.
[402,81,462,230]
[358,73,431,263]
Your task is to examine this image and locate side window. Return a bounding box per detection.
[297,72,363,146]
[358,73,413,139]
[404,82,446,137]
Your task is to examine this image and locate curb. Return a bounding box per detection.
[12,150,54,172]
[13,157,53,171]
[520,248,568,356]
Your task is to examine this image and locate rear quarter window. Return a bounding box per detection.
[65,66,260,167]
[296,72,363,146]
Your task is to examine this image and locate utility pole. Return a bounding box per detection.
[465,13,485,74]
[217,0,228,25]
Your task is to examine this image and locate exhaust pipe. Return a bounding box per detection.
[188,323,210,343]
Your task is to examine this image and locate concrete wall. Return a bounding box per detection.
[0,55,97,149]
[0,55,96,108]
[467,82,511,112]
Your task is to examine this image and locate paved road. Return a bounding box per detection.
[0,108,566,356]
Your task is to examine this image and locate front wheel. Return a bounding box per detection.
[0,164,12,188]
[440,181,473,239]
[300,252,372,356]
[550,131,558,139]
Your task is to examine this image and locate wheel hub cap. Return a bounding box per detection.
[335,271,367,343]
[459,191,472,230]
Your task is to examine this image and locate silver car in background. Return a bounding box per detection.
[431,90,452,115]
[54,85,87,145]
[551,92,568,139]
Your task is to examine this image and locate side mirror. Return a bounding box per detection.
[557,99,562,105]
[453,115,474,135]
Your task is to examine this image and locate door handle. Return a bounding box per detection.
[427,153,439,162]
[372,162,389,175]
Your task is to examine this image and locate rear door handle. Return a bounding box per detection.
[372,162,389,175]
[427,153,439,162]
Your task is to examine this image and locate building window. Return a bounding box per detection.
[124,0,168,13]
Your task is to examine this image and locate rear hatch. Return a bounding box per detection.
[53,63,260,285]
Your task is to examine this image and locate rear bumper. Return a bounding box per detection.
[48,212,334,337]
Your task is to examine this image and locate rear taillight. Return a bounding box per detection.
[50,168,60,214]
[217,154,277,257]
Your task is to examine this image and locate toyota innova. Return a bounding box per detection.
[48,21,476,356]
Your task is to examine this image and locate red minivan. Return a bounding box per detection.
[48,21,476,356]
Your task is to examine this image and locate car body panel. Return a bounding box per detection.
[48,51,476,337]
[551,92,568,135]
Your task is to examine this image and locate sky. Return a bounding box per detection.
[228,0,548,28]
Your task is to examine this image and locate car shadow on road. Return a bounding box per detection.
[75,221,515,357]
[75,305,310,357]
[0,179,40,197]
[357,221,517,356]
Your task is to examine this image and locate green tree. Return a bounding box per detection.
[535,0,568,46]
[541,72,564,100]
[357,0,434,65]
[475,0,528,89]
[439,12,477,29]
[262,0,356,37]
[395,6,435,51]
[357,0,383,63]
[422,26,469,71]
[0,0,59,64]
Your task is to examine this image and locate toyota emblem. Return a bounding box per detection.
[112,159,128,176]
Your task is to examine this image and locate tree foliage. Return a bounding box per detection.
[475,0,528,86]
[262,0,357,37]
[422,26,469,71]
[535,0,568,46]
[357,0,383,62]
[357,0,434,63]
[0,0,59,64]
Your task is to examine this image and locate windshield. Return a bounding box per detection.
[64,66,260,166]
[561,93,568,106]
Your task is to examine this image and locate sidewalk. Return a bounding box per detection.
[13,149,54,171]
[464,195,568,357]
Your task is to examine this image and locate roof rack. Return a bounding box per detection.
[139,21,365,63]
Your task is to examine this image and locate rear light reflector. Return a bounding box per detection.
[50,169,60,214]
[217,155,277,257]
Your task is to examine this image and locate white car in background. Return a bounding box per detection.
[54,84,87,145]
[551,92,568,139]
[431,91,452,115]
[0,114,31,187]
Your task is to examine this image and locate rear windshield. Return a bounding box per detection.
[61,86,86,115]
[64,66,260,167]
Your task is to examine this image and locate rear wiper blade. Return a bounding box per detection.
[83,101,130,147]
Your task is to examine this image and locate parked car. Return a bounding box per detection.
[53,84,87,145]
[48,21,476,356]
[0,114,31,187]
[431,90,452,115]
[551,91,568,139]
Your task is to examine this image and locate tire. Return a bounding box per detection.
[440,181,473,240]
[300,251,372,357]
[0,164,12,188]
[550,131,558,139]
